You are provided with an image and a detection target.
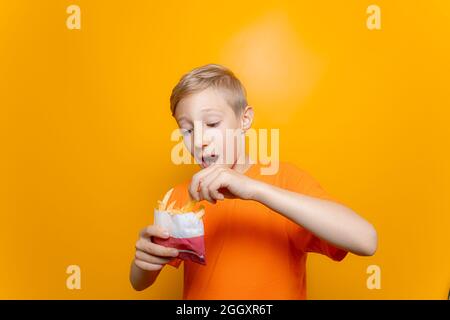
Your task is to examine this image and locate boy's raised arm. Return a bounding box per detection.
[252,182,378,256]
[187,164,377,257]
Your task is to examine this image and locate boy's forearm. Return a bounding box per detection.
[130,260,162,291]
[252,181,378,256]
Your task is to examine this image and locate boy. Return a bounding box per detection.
[129,64,377,299]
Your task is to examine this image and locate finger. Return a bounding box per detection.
[200,167,224,189]
[199,180,214,203]
[218,187,235,199]
[140,225,170,239]
[208,173,229,200]
[189,165,219,200]
[135,250,172,265]
[189,166,217,200]
[189,173,202,201]
[136,239,179,257]
[134,259,163,271]
[201,169,226,203]
[199,168,222,203]
[210,187,225,201]
[195,165,227,198]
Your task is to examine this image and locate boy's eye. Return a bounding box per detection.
[207,122,220,128]
[181,128,193,135]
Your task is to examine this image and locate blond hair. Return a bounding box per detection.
[170,64,248,116]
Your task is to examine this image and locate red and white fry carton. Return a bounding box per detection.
[152,188,206,265]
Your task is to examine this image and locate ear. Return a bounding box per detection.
[240,106,254,132]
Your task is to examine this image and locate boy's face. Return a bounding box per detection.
[174,87,249,169]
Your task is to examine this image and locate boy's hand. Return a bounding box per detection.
[134,225,179,271]
[189,164,260,203]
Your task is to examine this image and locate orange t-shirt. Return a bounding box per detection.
[164,161,348,299]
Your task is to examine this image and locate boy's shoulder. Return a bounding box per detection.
[258,161,335,201]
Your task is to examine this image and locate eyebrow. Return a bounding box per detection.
[177,107,223,123]
[201,107,222,114]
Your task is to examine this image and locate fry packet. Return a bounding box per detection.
[152,188,206,265]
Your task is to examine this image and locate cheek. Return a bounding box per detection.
[204,127,226,148]
[221,130,242,161]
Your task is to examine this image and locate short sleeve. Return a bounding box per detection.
[304,233,348,261]
[282,163,345,205]
[283,163,348,261]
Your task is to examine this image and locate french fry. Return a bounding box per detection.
[170,208,183,215]
[157,189,205,219]
[161,188,174,210]
[195,208,205,219]
[181,199,198,213]
[166,200,176,211]
[194,205,205,219]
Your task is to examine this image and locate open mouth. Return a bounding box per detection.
[201,154,218,168]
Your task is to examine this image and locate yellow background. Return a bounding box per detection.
[1,0,449,299]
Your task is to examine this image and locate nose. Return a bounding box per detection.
[193,121,211,151]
